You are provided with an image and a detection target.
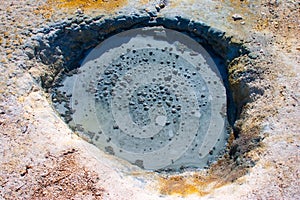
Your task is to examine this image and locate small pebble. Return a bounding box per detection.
[232,14,243,21]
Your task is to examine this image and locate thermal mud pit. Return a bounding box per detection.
[50,27,229,171]
[23,9,265,197]
[1,0,299,199]
[25,10,252,172]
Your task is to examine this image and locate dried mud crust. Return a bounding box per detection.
[0,0,299,199]
[30,150,105,200]
[3,149,104,200]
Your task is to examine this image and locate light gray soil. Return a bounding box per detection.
[0,0,299,199]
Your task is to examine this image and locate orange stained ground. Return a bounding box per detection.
[47,0,128,11]
[158,160,248,197]
[159,175,216,197]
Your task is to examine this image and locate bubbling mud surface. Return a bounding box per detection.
[52,27,229,171]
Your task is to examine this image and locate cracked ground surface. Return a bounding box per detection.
[0,0,299,199]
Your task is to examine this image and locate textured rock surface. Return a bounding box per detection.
[0,0,299,199]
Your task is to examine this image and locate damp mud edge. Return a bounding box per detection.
[25,12,263,196]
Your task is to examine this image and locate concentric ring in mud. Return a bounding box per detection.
[54,27,228,170]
